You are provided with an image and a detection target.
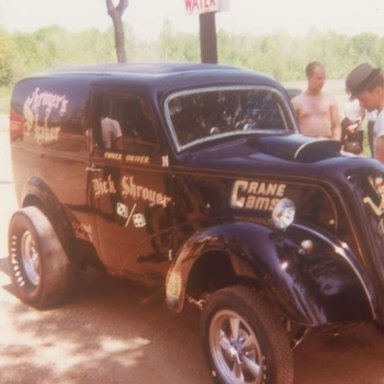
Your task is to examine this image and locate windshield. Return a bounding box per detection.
[165,86,294,152]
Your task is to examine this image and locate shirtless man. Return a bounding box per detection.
[292,61,341,140]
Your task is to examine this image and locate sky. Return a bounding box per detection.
[0,0,384,40]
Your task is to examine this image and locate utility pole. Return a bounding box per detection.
[199,12,218,64]
[184,0,230,64]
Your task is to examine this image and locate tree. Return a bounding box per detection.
[106,0,128,62]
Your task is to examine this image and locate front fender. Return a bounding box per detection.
[166,220,375,327]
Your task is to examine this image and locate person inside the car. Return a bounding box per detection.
[100,98,123,150]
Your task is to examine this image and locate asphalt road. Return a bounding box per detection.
[1,130,384,384]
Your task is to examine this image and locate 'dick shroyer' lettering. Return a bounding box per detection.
[92,175,117,198]
[121,176,172,208]
[230,180,287,211]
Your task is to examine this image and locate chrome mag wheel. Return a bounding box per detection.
[209,309,264,384]
[21,230,40,286]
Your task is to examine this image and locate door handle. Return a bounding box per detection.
[86,166,102,172]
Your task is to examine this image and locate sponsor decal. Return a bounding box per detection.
[166,271,182,301]
[124,203,137,227]
[104,153,150,164]
[116,202,129,218]
[125,154,150,164]
[92,175,117,198]
[116,202,145,228]
[363,176,384,217]
[34,126,61,146]
[104,152,123,161]
[162,155,169,167]
[23,87,68,145]
[73,222,93,242]
[121,175,172,207]
[10,235,26,288]
[363,176,384,234]
[133,213,147,228]
[230,179,287,211]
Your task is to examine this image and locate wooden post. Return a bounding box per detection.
[199,12,218,64]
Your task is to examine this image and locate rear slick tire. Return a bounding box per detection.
[8,206,78,308]
[201,286,294,384]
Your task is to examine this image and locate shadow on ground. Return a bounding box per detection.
[0,264,211,384]
[1,260,384,384]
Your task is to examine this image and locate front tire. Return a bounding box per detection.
[8,206,78,308]
[201,286,293,384]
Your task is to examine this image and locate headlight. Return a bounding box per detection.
[272,198,296,229]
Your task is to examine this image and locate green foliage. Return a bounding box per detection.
[1,23,152,87]
[0,21,383,93]
[0,29,12,86]
[158,20,200,62]
[216,28,384,83]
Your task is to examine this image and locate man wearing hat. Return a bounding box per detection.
[346,63,384,161]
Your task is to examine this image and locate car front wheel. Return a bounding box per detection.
[201,286,293,384]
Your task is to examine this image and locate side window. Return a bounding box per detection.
[95,94,158,154]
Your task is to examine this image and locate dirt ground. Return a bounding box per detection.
[2,129,384,384]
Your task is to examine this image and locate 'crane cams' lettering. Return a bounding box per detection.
[230,180,287,211]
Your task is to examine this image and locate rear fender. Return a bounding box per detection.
[19,176,94,267]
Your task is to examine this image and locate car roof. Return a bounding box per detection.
[47,62,238,76]
[23,62,288,98]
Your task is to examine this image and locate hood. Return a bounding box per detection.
[181,133,343,174]
[248,134,342,162]
[178,132,351,184]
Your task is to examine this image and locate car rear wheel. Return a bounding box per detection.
[201,286,293,384]
[8,206,78,308]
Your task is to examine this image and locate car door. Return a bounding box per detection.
[88,90,174,284]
